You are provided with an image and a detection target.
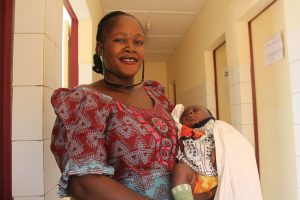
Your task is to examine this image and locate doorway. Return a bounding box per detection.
[213,42,231,123]
[63,0,78,88]
[249,0,297,199]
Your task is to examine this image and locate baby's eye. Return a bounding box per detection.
[193,108,200,112]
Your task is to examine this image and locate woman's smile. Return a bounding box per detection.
[119,56,139,64]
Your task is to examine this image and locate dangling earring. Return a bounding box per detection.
[99,55,103,62]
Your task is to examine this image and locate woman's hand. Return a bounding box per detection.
[193,187,217,200]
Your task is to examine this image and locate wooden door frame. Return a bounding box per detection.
[0,0,14,199]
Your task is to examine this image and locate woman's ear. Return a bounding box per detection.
[96,42,104,57]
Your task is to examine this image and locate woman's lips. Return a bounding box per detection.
[120,57,138,64]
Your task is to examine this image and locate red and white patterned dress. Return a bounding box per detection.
[51,80,178,199]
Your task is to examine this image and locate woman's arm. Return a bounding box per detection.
[69,175,151,200]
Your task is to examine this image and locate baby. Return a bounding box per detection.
[171,104,218,200]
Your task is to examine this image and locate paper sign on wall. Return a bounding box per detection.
[264,32,284,66]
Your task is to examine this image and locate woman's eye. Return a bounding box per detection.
[114,38,126,43]
[135,40,144,45]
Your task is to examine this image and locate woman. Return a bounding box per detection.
[51,11,215,200]
[51,11,177,200]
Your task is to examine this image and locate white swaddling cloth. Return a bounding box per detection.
[171,104,263,200]
[213,120,263,200]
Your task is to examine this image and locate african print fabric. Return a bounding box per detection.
[51,80,177,199]
[176,119,217,176]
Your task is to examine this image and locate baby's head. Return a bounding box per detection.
[180,105,213,128]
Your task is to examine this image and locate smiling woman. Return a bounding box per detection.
[50,11,178,200]
[93,11,146,87]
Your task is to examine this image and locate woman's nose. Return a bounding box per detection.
[124,42,136,53]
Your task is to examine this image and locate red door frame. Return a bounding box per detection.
[0,0,14,199]
[64,0,78,88]
[0,1,77,198]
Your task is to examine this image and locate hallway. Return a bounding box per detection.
[3,0,300,199]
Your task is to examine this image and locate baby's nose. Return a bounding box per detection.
[186,110,194,116]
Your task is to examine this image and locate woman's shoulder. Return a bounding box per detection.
[51,86,112,111]
[51,86,114,126]
[143,80,165,94]
[144,80,175,112]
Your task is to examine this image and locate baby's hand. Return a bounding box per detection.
[193,186,217,200]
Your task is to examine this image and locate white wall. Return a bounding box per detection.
[144,61,168,92]
[78,20,93,85]
[85,0,104,82]
[12,0,63,199]
[284,0,300,197]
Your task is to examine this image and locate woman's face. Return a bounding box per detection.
[98,15,145,83]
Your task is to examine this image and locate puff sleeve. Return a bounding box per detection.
[50,87,114,197]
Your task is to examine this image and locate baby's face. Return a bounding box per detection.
[180,105,210,128]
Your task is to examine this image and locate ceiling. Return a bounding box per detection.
[70,0,207,62]
[102,0,207,62]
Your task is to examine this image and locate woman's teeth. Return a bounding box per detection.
[122,58,136,62]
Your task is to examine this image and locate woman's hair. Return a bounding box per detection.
[93,11,144,74]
